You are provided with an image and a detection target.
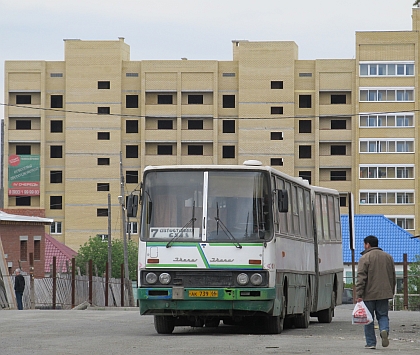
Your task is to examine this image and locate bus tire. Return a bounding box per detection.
[154,315,175,334]
[266,315,284,334]
[295,287,311,329]
[318,291,335,323]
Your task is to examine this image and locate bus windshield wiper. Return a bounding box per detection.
[166,201,196,248]
[214,203,242,249]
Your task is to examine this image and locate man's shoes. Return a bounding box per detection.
[365,345,376,349]
[380,330,389,347]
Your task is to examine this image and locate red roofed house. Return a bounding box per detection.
[44,233,77,275]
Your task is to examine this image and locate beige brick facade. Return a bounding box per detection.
[3,10,420,249]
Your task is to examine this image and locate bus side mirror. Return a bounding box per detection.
[277,189,288,213]
[127,194,139,217]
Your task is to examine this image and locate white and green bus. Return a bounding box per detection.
[137,161,343,334]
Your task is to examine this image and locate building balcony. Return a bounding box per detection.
[180,156,214,165]
[181,129,213,141]
[8,105,41,117]
[319,155,352,167]
[144,130,177,142]
[318,180,352,192]
[144,155,178,166]
[319,104,352,116]
[319,129,352,142]
[8,129,41,142]
[145,105,177,117]
[181,105,214,117]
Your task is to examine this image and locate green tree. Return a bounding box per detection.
[76,236,138,280]
[408,255,420,294]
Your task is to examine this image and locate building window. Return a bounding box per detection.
[360,139,414,153]
[188,145,203,155]
[331,95,346,104]
[157,145,173,155]
[359,89,414,102]
[51,95,63,108]
[223,120,235,133]
[98,81,110,89]
[51,120,63,133]
[97,132,110,140]
[16,120,31,130]
[299,120,311,133]
[330,171,346,181]
[158,95,173,104]
[50,145,63,158]
[360,63,414,76]
[299,145,312,159]
[50,221,62,234]
[299,73,312,77]
[299,171,311,184]
[339,195,347,207]
[331,145,346,155]
[359,165,414,179]
[50,170,62,184]
[222,73,236,77]
[222,146,235,158]
[34,239,41,261]
[126,170,139,184]
[359,113,413,127]
[16,196,30,206]
[16,95,31,104]
[222,95,235,108]
[126,95,138,108]
[271,81,283,89]
[97,208,108,217]
[188,120,203,130]
[126,72,139,77]
[360,191,414,205]
[16,145,31,155]
[271,158,283,166]
[50,196,63,210]
[127,222,138,234]
[126,120,138,133]
[188,95,203,104]
[386,217,414,230]
[97,158,110,165]
[271,107,283,114]
[98,107,110,115]
[331,120,346,129]
[126,145,138,158]
[158,120,173,129]
[50,73,63,77]
[271,132,283,140]
[299,95,312,108]
[97,183,110,191]
[20,240,27,261]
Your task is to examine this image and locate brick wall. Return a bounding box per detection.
[0,223,46,277]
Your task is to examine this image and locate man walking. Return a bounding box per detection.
[356,235,396,349]
[14,268,25,310]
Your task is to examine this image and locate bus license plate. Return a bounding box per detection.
[188,290,218,298]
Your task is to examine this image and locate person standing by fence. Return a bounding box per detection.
[14,268,25,310]
[356,235,396,349]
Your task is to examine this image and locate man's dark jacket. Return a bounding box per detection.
[14,274,25,292]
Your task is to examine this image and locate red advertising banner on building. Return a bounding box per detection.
[8,155,41,196]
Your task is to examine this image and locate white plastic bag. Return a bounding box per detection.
[352,301,373,325]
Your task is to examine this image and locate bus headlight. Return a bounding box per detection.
[237,273,249,286]
[250,273,263,286]
[145,272,158,284]
[159,273,171,285]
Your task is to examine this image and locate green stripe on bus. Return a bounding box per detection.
[146,264,198,268]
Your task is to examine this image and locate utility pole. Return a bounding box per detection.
[107,193,112,277]
[119,151,134,306]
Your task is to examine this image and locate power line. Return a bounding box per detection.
[1,102,418,121]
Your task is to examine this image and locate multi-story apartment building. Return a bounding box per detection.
[3,9,420,251]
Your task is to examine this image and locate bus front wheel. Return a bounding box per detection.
[154,315,175,334]
[317,291,335,324]
[266,315,284,334]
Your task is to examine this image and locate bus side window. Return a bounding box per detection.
[315,194,323,241]
[321,195,330,240]
[285,181,293,235]
[277,178,289,234]
[271,176,279,232]
[304,189,313,240]
[292,185,299,236]
[327,195,336,240]
[334,197,342,241]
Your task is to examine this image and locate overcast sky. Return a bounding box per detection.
[0,0,417,116]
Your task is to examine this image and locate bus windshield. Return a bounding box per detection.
[140,170,272,242]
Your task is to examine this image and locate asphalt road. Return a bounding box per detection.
[0,305,419,355]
